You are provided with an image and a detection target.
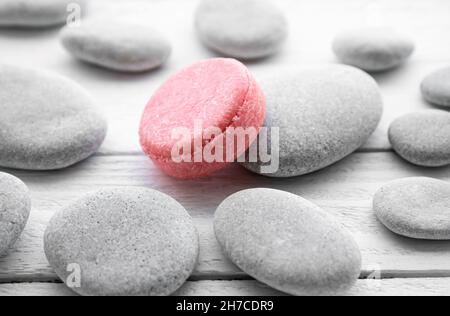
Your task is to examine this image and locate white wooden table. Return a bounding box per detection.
[1,0,450,296]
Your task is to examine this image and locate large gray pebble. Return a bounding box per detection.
[0,172,31,257]
[195,0,288,59]
[0,64,107,170]
[374,177,450,240]
[61,19,172,72]
[333,27,415,72]
[44,187,199,296]
[389,110,450,167]
[0,0,86,28]
[214,189,361,296]
[421,67,450,107]
[243,65,383,177]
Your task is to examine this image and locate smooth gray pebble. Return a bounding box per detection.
[374,177,450,240]
[214,188,362,296]
[44,187,199,296]
[0,172,31,257]
[389,110,450,167]
[195,0,288,59]
[0,64,107,170]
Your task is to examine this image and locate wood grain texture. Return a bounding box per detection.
[0,0,448,153]
[1,152,450,282]
[2,278,450,296]
[1,0,450,295]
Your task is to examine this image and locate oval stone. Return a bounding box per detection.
[214,189,361,296]
[333,27,415,72]
[389,110,450,167]
[195,0,288,59]
[44,187,199,296]
[0,172,31,257]
[243,65,383,177]
[0,0,86,28]
[421,67,450,107]
[374,177,450,240]
[61,19,172,73]
[0,64,107,170]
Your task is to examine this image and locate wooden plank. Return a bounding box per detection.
[1,152,450,282]
[0,0,448,153]
[2,278,450,296]
[179,278,450,296]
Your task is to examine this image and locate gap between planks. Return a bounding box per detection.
[3,270,450,285]
[2,278,450,296]
[95,148,394,157]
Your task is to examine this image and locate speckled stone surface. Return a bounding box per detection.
[195,0,288,59]
[61,19,172,72]
[0,0,86,28]
[389,110,450,167]
[0,172,31,257]
[333,27,415,72]
[374,177,450,240]
[243,65,383,177]
[214,188,362,296]
[421,67,450,107]
[0,64,107,170]
[44,187,199,296]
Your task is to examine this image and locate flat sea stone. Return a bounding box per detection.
[195,0,288,59]
[214,189,362,296]
[0,64,107,170]
[421,67,450,107]
[374,177,450,240]
[61,19,172,72]
[0,172,31,257]
[0,0,86,28]
[44,187,199,296]
[389,110,450,167]
[333,27,415,72]
[243,65,383,177]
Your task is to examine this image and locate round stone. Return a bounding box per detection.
[243,64,383,178]
[421,67,450,107]
[0,0,86,28]
[44,187,199,296]
[0,64,107,170]
[60,19,172,73]
[374,177,450,240]
[0,172,31,257]
[214,188,362,296]
[389,110,450,167]
[333,27,415,72]
[195,0,288,59]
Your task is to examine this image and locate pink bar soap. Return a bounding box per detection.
[139,58,266,179]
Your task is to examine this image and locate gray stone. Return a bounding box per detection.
[61,19,172,73]
[421,67,450,107]
[0,0,86,28]
[333,27,415,72]
[374,177,450,240]
[389,110,450,167]
[44,187,199,296]
[0,172,31,257]
[214,188,361,296]
[195,0,288,59]
[243,65,383,178]
[0,64,107,170]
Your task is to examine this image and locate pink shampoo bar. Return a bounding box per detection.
[139,58,266,179]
